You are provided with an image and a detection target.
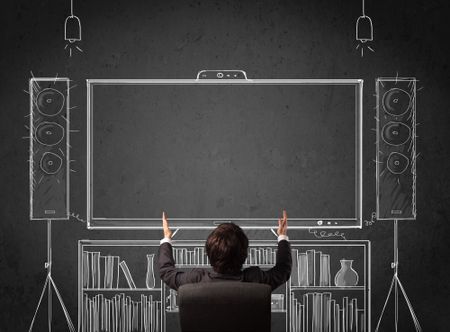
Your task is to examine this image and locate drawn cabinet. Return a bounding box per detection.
[288,240,370,332]
[78,240,164,332]
[78,240,370,332]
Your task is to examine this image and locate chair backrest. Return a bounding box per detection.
[178,281,272,332]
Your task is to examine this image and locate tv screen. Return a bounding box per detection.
[87,78,362,229]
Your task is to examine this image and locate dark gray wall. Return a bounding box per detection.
[1,0,450,331]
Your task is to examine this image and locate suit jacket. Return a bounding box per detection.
[158,240,292,291]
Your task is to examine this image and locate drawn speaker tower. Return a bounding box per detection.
[376,77,416,220]
[29,78,70,220]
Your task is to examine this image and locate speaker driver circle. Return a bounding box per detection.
[40,152,63,174]
[382,88,411,117]
[381,121,411,146]
[35,122,64,146]
[386,152,409,174]
[36,88,65,116]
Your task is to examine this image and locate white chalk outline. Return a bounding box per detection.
[288,240,370,332]
[355,0,373,43]
[35,121,65,146]
[64,15,81,43]
[386,152,410,175]
[30,77,70,220]
[356,15,373,43]
[381,121,411,146]
[39,152,64,175]
[375,77,417,220]
[196,69,249,80]
[78,239,370,332]
[355,0,374,57]
[374,220,422,331]
[64,0,81,43]
[36,88,66,116]
[29,220,76,332]
[86,73,363,229]
[382,88,411,117]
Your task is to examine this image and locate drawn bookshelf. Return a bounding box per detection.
[78,240,370,332]
[78,240,165,332]
[288,240,371,332]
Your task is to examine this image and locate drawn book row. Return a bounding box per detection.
[290,292,365,332]
[172,246,278,266]
[291,249,359,287]
[82,293,161,332]
[82,251,141,289]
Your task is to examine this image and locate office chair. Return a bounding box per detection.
[178,281,272,332]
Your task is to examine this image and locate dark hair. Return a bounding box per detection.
[205,223,249,275]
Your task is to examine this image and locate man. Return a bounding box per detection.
[158,210,292,291]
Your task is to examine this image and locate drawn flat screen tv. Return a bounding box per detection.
[87,77,362,229]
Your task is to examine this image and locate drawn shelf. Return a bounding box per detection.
[78,239,370,332]
[175,264,275,268]
[288,240,370,332]
[165,308,287,313]
[83,288,162,291]
[290,286,365,291]
[78,240,164,332]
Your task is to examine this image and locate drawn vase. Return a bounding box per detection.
[146,254,156,289]
[334,259,358,286]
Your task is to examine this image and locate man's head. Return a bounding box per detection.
[205,223,249,275]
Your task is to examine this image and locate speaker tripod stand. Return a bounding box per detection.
[375,219,422,332]
[28,220,76,332]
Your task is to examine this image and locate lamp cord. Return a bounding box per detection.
[70,0,73,16]
[362,0,365,16]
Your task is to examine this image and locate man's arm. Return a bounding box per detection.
[158,241,179,289]
[244,237,292,290]
[243,210,292,290]
[158,212,204,290]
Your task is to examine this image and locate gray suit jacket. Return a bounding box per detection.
[158,240,292,291]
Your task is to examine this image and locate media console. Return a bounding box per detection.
[78,239,370,332]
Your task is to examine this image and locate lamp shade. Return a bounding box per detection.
[356,15,373,43]
[64,15,81,43]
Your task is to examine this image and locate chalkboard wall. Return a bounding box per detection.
[1,0,450,331]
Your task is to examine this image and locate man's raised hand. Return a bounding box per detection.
[277,210,288,236]
[162,211,173,239]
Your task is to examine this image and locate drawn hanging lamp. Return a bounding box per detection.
[64,15,81,43]
[356,0,373,43]
[64,0,81,43]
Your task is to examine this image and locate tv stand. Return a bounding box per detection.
[78,239,370,332]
